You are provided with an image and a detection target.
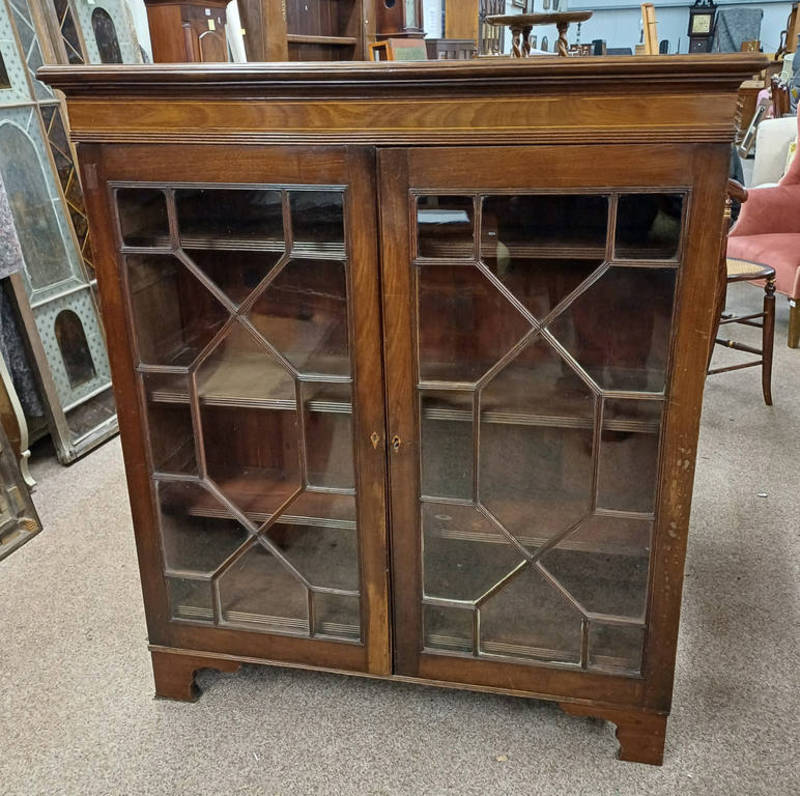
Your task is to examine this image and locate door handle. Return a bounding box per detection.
[391,434,401,453]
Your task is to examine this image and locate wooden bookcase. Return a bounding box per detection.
[44,54,764,765]
[240,0,374,61]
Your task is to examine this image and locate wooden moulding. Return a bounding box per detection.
[40,56,766,147]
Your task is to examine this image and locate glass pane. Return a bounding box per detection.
[0,124,73,289]
[219,543,308,633]
[142,372,197,474]
[157,480,248,575]
[423,503,524,601]
[314,593,360,640]
[249,258,349,376]
[65,387,116,444]
[183,249,282,308]
[479,566,582,663]
[168,577,213,622]
[201,405,301,518]
[126,254,228,366]
[546,267,677,392]
[598,400,663,514]
[0,51,9,89]
[417,195,474,258]
[404,0,418,28]
[267,523,358,591]
[481,336,594,425]
[604,398,664,431]
[283,491,356,527]
[197,322,296,407]
[482,257,604,322]
[290,191,344,255]
[176,188,283,248]
[615,194,683,260]
[480,425,593,551]
[540,547,649,620]
[54,309,96,389]
[423,605,473,653]
[418,265,530,383]
[555,514,652,557]
[588,623,645,674]
[482,195,608,261]
[303,382,354,490]
[420,391,472,500]
[91,8,123,63]
[116,188,169,247]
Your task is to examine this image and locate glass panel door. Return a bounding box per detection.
[381,146,689,687]
[101,146,388,673]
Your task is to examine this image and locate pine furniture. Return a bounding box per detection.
[42,54,765,766]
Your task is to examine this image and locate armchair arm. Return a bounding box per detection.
[727,178,748,205]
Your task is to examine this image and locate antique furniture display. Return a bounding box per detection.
[1,0,117,462]
[728,109,800,348]
[238,0,372,62]
[688,0,716,54]
[708,257,775,405]
[486,11,592,57]
[43,54,765,766]
[144,0,229,63]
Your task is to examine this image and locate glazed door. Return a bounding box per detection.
[81,144,390,674]
[379,144,725,701]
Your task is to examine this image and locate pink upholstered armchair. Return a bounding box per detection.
[727,113,800,347]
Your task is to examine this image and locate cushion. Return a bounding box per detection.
[726,233,800,296]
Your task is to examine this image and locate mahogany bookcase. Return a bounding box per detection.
[42,55,764,765]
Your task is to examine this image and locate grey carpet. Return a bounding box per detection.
[1,283,798,795]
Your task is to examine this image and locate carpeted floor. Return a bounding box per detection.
[1,283,798,795]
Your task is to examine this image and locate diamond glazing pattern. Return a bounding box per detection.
[121,185,360,641]
[417,191,684,675]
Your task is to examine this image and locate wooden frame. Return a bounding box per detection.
[43,54,765,764]
[369,38,428,62]
[641,3,659,56]
[76,142,391,675]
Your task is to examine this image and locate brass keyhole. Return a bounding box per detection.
[370,431,380,449]
[391,434,401,453]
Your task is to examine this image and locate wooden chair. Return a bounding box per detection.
[708,180,776,405]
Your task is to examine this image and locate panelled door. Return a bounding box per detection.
[379,144,726,703]
[81,144,391,675]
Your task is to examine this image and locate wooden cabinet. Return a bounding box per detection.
[43,55,764,765]
[144,0,229,63]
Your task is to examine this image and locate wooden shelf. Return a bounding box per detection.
[424,406,658,434]
[287,34,358,47]
[421,383,660,434]
[124,236,345,260]
[144,354,352,413]
[159,471,357,530]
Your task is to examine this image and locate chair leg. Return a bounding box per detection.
[789,300,800,349]
[762,277,775,405]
